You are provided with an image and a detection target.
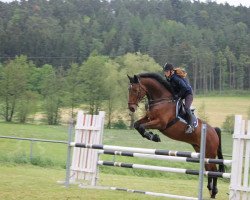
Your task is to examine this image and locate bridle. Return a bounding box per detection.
[128,78,176,107]
[128,81,147,107]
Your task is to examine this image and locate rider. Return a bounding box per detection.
[163,63,194,134]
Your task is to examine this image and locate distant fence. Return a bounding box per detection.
[0,135,67,161]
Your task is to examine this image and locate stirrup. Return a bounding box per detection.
[185,125,194,134]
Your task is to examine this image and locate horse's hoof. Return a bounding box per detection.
[211,188,218,199]
[219,165,225,172]
[144,132,154,140]
[153,134,161,142]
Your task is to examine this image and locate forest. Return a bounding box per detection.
[0,0,249,125]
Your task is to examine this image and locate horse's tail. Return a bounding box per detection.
[214,127,225,172]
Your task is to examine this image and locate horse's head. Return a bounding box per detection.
[127,75,147,112]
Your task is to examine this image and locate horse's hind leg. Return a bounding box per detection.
[206,164,218,198]
[211,177,218,198]
[207,177,218,198]
[207,177,213,196]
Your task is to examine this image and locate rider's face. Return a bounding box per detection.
[164,70,171,77]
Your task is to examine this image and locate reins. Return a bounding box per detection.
[148,97,176,108]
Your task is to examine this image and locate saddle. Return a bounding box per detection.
[176,99,198,128]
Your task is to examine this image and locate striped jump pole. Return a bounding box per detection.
[109,187,197,200]
[70,143,201,158]
[97,160,231,179]
[79,185,198,200]
[98,149,232,165]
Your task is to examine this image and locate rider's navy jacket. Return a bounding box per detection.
[167,73,193,98]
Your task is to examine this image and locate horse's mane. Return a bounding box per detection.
[138,72,174,94]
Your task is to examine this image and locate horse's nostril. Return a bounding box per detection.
[128,106,135,113]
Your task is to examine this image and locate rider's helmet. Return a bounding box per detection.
[163,63,174,71]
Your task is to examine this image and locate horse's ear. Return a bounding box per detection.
[133,75,139,83]
[127,75,133,83]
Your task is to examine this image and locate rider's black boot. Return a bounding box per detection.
[185,108,194,134]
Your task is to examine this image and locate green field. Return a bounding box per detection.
[0,121,234,200]
[193,95,250,127]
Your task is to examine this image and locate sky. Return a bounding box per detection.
[0,0,250,8]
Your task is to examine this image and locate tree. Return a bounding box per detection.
[104,60,121,129]
[238,54,250,90]
[41,65,65,125]
[222,115,234,134]
[16,91,38,123]
[224,46,237,89]
[216,51,227,93]
[64,63,82,118]
[0,55,30,122]
[79,54,109,115]
[0,0,250,93]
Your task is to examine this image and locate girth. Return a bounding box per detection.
[161,117,180,131]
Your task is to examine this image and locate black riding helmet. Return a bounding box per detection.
[163,63,174,71]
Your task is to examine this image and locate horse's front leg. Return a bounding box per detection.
[134,117,161,142]
[134,116,150,139]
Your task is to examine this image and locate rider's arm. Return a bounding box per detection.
[173,76,189,98]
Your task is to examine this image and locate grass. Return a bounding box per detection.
[0,122,68,168]
[0,164,230,200]
[193,95,250,127]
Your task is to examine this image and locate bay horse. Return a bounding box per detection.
[127,72,224,199]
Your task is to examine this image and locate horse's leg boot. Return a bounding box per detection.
[152,134,161,142]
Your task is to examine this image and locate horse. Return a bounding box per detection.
[127,72,224,199]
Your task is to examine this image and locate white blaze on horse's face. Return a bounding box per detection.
[128,83,145,113]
